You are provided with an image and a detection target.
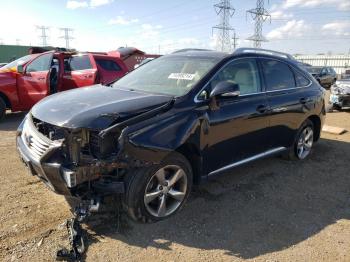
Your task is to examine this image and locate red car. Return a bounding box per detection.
[0,51,128,120]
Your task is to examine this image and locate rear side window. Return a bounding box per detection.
[26,53,52,73]
[295,71,310,87]
[64,55,92,71]
[95,59,122,71]
[261,59,296,91]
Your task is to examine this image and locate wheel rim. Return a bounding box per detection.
[297,126,314,159]
[144,165,187,218]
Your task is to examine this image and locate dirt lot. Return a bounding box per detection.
[0,102,349,261]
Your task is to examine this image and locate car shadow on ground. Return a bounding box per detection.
[0,111,26,131]
[85,138,350,259]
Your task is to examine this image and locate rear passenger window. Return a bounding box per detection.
[95,59,122,71]
[64,55,92,71]
[295,71,310,87]
[261,59,296,91]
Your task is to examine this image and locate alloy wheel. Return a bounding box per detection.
[297,126,314,159]
[144,165,187,218]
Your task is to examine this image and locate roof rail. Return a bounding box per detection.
[172,48,213,54]
[233,48,296,61]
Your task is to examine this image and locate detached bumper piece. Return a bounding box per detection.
[56,199,100,261]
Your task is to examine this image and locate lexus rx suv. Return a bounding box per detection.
[17,48,326,223]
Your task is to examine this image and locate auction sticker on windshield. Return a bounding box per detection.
[168,73,195,80]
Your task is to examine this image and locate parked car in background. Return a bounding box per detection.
[306,66,337,89]
[0,63,7,68]
[0,51,128,120]
[330,74,350,110]
[17,48,326,223]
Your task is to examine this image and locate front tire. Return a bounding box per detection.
[0,97,6,121]
[123,152,192,223]
[284,119,314,160]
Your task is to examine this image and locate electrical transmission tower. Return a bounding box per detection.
[232,32,239,50]
[36,26,49,47]
[60,28,74,49]
[212,0,235,52]
[246,0,271,48]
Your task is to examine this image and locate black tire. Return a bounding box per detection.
[332,104,342,111]
[0,97,6,121]
[284,119,314,161]
[122,152,193,223]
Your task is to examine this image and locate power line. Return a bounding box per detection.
[246,0,271,48]
[60,28,74,49]
[36,25,50,47]
[212,0,235,52]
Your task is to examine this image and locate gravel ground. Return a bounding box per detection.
[0,97,349,261]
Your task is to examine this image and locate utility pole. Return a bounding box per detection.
[212,0,235,52]
[232,32,239,50]
[246,0,271,48]
[60,28,74,49]
[36,26,50,47]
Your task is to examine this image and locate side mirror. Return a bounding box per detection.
[17,64,24,74]
[210,81,240,98]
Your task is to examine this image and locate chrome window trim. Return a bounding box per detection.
[194,56,312,103]
[208,147,286,176]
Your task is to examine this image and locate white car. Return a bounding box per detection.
[330,75,350,110]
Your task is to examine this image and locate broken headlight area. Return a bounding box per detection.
[18,114,130,198]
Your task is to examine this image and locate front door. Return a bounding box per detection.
[17,52,53,110]
[202,58,270,174]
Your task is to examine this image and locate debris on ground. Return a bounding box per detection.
[322,125,347,135]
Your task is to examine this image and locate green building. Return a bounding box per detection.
[0,44,33,63]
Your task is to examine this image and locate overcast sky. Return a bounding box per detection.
[0,0,349,55]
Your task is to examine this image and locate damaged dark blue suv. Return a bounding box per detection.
[17,48,326,223]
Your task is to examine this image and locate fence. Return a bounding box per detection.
[294,55,350,75]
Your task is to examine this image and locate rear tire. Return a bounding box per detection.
[284,119,314,161]
[0,97,6,121]
[122,152,192,223]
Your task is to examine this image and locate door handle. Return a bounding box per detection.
[256,104,269,113]
[37,77,45,80]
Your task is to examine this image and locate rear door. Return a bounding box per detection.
[94,57,127,84]
[17,52,53,109]
[61,54,97,91]
[259,58,314,149]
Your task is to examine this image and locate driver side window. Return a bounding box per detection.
[209,58,261,95]
[26,53,52,73]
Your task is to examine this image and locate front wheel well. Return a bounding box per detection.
[308,115,321,141]
[176,143,202,185]
[0,92,11,109]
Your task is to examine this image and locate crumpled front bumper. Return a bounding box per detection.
[16,115,125,197]
[16,115,73,195]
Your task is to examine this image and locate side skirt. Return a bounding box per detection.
[206,147,287,178]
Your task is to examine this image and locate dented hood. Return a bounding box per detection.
[31,85,173,129]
